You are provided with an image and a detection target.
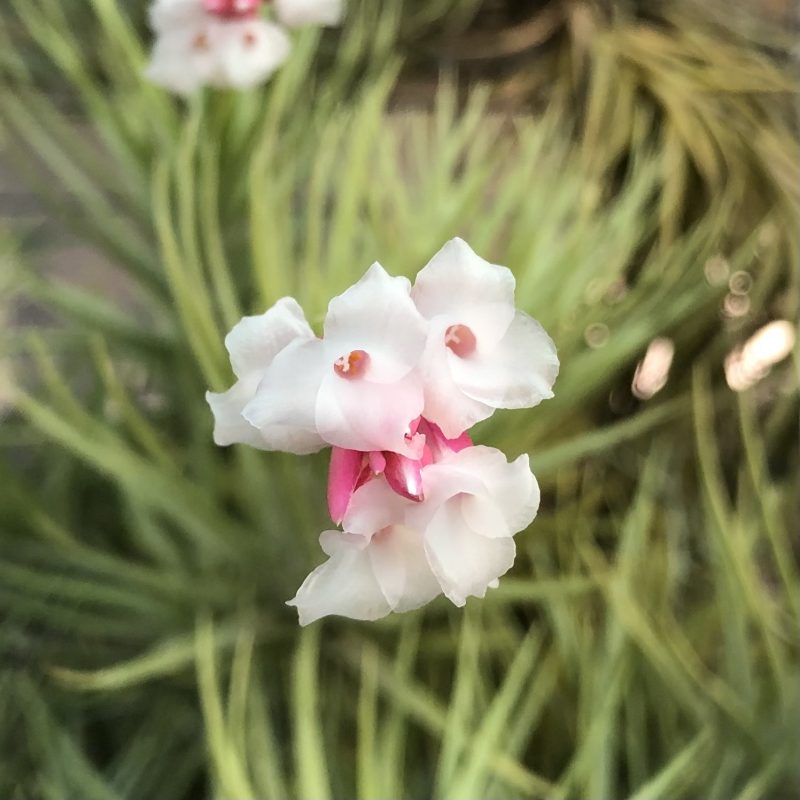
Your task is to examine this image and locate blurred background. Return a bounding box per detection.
[1,1,798,798]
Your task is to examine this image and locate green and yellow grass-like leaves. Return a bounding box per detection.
[1,2,797,798]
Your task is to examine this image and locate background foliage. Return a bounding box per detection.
[1,1,798,798]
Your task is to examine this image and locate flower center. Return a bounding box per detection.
[444,324,477,358]
[192,32,210,50]
[333,350,370,379]
[204,0,261,19]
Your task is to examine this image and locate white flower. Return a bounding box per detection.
[205,297,322,453]
[146,0,291,95]
[411,238,560,438]
[150,0,207,31]
[242,263,428,456]
[287,526,442,624]
[287,446,540,624]
[204,239,558,627]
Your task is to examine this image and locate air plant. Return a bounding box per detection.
[0,1,797,799]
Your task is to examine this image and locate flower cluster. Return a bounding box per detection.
[146,0,343,95]
[207,239,559,624]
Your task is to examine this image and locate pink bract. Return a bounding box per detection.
[204,0,261,19]
[326,418,473,524]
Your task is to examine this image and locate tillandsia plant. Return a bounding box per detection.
[1,1,799,799]
[208,238,559,622]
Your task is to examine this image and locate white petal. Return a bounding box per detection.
[399,459,486,544]
[323,263,427,384]
[315,369,424,455]
[410,458,485,526]
[242,338,327,454]
[318,529,357,556]
[435,447,540,535]
[459,495,510,539]
[150,0,206,32]
[275,0,344,27]
[287,532,391,625]
[449,311,559,410]
[423,497,517,606]
[412,238,516,348]
[368,525,441,612]
[418,318,494,439]
[225,297,313,379]
[205,374,265,448]
[146,26,218,95]
[481,451,540,534]
[215,21,291,89]
[342,478,413,540]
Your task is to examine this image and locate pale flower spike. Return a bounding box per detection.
[206,238,559,624]
[288,446,541,624]
[146,0,344,95]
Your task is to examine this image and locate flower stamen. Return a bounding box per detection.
[444,324,477,358]
[334,350,370,379]
[192,32,210,50]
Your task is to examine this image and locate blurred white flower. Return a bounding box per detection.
[205,297,319,452]
[411,238,559,438]
[288,446,540,624]
[146,0,345,95]
[147,1,290,94]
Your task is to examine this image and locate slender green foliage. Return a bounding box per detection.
[1,1,798,798]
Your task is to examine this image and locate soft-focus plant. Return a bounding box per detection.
[1,1,798,798]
